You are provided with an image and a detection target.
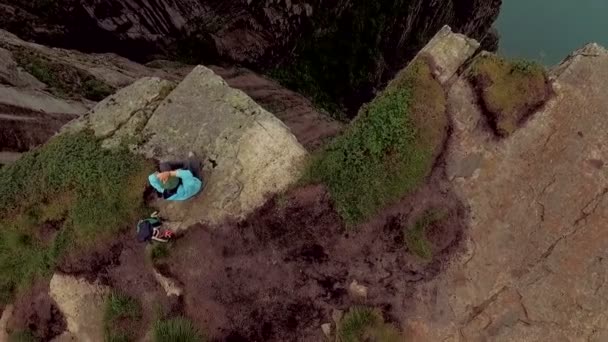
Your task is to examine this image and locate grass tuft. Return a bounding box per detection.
[305,59,447,224]
[0,131,153,304]
[104,291,142,342]
[468,54,549,136]
[404,209,445,260]
[150,243,170,263]
[153,317,205,342]
[336,307,400,342]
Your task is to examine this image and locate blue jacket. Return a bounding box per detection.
[148,170,203,201]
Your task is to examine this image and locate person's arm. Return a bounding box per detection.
[148,173,165,193]
[157,170,178,182]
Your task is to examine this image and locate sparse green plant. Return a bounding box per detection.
[336,307,400,342]
[305,60,447,224]
[512,60,543,75]
[105,292,142,322]
[103,291,142,342]
[0,131,153,304]
[404,209,446,260]
[153,317,205,342]
[150,243,170,263]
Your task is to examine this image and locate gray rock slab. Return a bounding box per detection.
[142,66,308,226]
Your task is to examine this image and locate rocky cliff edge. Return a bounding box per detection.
[406,35,608,342]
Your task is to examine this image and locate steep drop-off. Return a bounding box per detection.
[0,29,341,163]
[0,0,501,113]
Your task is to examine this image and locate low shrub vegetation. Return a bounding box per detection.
[153,317,205,342]
[468,54,549,136]
[306,59,447,224]
[336,306,400,342]
[404,209,445,260]
[104,291,142,342]
[0,131,153,304]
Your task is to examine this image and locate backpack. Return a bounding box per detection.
[136,217,162,242]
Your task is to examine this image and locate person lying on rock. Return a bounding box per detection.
[148,152,203,201]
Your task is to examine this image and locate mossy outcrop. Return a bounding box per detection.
[468,53,551,137]
[307,26,477,224]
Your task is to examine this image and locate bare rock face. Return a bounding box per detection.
[141,66,308,225]
[48,274,109,342]
[63,77,176,148]
[404,31,608,341]
[68,65,308,227]
[0,0,501,110]
[0,0,501,64]
[210,66,343,151]
[418,26,480,85]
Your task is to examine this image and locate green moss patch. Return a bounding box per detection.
[469,54,550,137]
[336,307,401,342]
[14,48,115,101]
[0,131,153,304]
[306,59,447,224]
[104,291,143,342]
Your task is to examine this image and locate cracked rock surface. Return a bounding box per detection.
[407,44,608,341]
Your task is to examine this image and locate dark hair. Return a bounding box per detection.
[162,178,183,199]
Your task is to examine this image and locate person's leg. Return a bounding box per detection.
[159,161,186,172]
[184,157,202,179]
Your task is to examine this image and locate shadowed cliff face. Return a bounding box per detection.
[0,0,501,113]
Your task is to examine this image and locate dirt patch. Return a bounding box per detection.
[7,279,66,340]
[53,232,182,340]
[57,239,123,282]
[105,237,184,339]
[164,165,466,341]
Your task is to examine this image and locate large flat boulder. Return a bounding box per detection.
[62,77,176,149]
[141,66,308,226]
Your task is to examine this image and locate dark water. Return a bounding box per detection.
[496,0,608,66]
